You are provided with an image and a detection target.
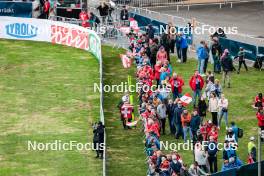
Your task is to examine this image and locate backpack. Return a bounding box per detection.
[238,128,243,138]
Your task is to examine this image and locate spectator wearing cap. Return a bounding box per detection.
[93,121,105,159]
[225,128,236,143]
[236,47,248,74]
[189,70,205,107]
[221,49,233,88]
[248,137,256,163]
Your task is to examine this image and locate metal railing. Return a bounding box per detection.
[112,0,264,8]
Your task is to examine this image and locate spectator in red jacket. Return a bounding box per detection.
[43,0,50,19]
[254,93,264,110]
[256,109,264,130]
[189,70,204,107]
[169,73,184,100]
[79,9,90,28]
[154,61,162,87]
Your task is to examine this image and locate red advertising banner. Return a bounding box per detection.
[51,25,90,50]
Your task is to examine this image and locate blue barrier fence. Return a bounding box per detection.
[0,2,32,17]
[258,46,264,56]
[129,12,193,45]
[219,37,258,61]
[211,161,264,176]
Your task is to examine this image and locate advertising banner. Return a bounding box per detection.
[0,2,32,17]
[258,46,264,56]
[219,37,257,61]
[0,16,101,61]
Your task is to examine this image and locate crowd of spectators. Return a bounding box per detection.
[116,23,264,175]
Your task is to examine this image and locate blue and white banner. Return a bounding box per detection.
[0,2,32,17]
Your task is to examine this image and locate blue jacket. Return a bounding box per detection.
[160,72,169,83]
[190,115,201,131]
[175,35,181,48]
[231,125,238,142]
[173,106,184,124]
[196,45,208,60]
[180,35,188,49]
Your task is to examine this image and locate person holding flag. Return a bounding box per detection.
[120,101,134,129]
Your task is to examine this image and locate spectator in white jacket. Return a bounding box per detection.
[189,161,209,176]
[205,79,216,100]
[218,94,229,129]
[209,92,219,126]
[195,142,208,173]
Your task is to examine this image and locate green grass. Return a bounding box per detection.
[0,39,101,176]
[103,45,264,175]
[0,39,263,176]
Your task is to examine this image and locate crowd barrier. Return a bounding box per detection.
[0,1,32,17]
[219,37,257,61]
[219,37,264,61]
[0,16,106,176]
[211,160,264,176]
[129,12,193,45]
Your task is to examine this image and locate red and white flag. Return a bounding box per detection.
[180,93,192,106]
[120,54,132,68]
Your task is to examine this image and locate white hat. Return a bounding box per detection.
[250,136,255,141]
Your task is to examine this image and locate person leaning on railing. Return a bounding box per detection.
[97,2,109,24]
[89,12,100,28]
[120,5,129,26]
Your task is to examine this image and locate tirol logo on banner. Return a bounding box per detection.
[5,23,38,39]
